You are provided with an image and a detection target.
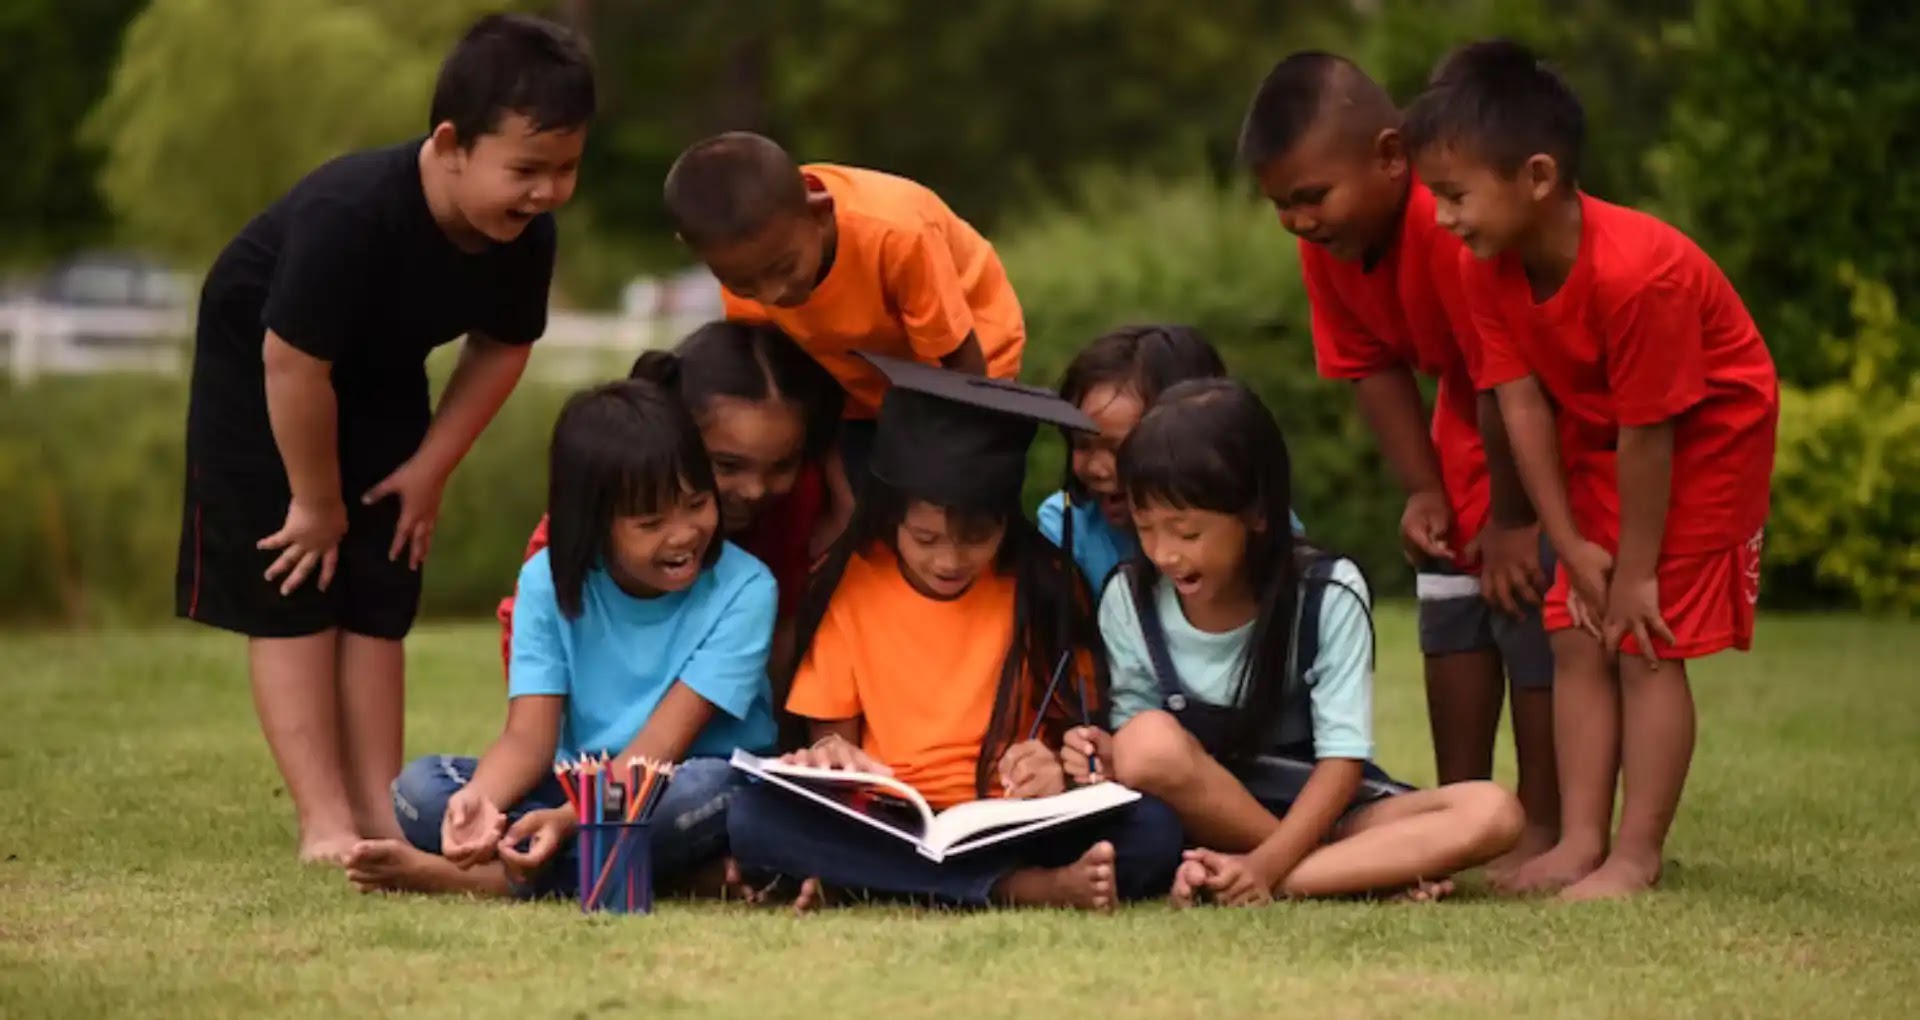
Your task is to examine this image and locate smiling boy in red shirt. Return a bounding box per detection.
[1406,40,1778,900]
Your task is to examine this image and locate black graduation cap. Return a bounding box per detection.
[860,352,1096,510]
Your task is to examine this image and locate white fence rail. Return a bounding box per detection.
[0,299,686,384]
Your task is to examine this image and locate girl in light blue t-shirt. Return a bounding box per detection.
[1060,378,1523,906]
[346,377,776,899]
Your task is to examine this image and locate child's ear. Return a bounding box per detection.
[1524,153,1561,201]
[806,190,836,223]
[1374,127,1408,178]
[428,121,463,161]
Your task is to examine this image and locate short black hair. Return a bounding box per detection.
[1402,39,1584,186]
[1238,51,1397,170]
[663,132,808,248]
[429,14,596,144]
[545,379,718,618]
[628,320,845,463]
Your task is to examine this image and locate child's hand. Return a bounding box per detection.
[441,787,507,868]
[1476,521,1545,616]
[1602,571,1674,667]
[1060,726,1115,786]
[998,740,1066,799]
[1399,491,1456,564]
[782,733,892,776]
[496,806,576,881]
[1171,848,1274,908]
[257,496,348,595]
[362,456,449,571]
[1562,537,1614,639]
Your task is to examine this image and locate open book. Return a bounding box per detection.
[729,749,1141,862]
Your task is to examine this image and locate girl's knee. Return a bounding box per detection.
[1112,711,1203,794]
[1454,781,1525,852]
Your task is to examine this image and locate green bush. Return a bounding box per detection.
[999,172,1407,589]
[1766,269,1920,613]
[0,357,572,626]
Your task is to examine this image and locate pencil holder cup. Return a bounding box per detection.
[577,822,653,915]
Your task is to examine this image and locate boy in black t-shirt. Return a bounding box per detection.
[175,14,594,866]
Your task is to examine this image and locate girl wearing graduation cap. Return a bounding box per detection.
[726,354,1184,910]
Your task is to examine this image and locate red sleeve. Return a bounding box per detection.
[883,227,973,360]
[499,514,554,681]
[1301,243,1394,380]
[1605,275,1708,425]
[1429,241,1485,381]
[1459,252,1529,390]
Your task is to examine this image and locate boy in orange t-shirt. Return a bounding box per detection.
[724,355,1181,911]
[1407,41,1779,901]
[663,132,1024,496]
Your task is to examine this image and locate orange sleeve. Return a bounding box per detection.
[881,226,974,361]
[1605,275,1708,426]
[786,596,863,721]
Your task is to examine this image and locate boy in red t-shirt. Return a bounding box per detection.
[1237,52,1560,875]
[1406,40,1779,900]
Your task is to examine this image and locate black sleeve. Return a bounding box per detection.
[263,199,374,361]
[478,214,556,345]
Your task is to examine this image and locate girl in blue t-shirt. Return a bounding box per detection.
[344,377,779,897]
[1061,379,1522,905]
[1037,325,1301,591]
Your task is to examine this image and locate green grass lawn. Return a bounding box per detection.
[3,608,1918,1019]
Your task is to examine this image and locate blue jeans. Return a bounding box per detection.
[727,782,1184,906]
[391,754,741,899]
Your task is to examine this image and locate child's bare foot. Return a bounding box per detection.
[1558,853,1662,902]
[1484,824,1558,885]
[1492,839,1604,895]
[994,841,1116,912]
[298,832,360,867]
[1388,877,1456,903]
[1169,858,1211,909]
[343,839,506,896]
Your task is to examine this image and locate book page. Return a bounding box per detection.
[922,782,1141,855]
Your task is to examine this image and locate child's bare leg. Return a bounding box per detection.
[1562,657,1693,901]
[1276,782,1523,898]
[1423,649,1504,783]
[1498,631,1615,894]
[1113,710,1278,850]
[1488,684,1561,878]
[336,632,405,840]
[343,839,510,896]
[249,633,359,864]
[992,842,1116,912]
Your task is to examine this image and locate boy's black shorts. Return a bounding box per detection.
[175,456,424,641]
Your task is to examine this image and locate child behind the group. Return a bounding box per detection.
[1236,51,1560,876]
[498,321,845,681]
[725,355,1183,911]
[344,379,779,897]
[1405,41,1778,901]
[1038,324,1303,593]
[1062,379,1521,905]
[174,14,594,865]
[662,131,1025,487]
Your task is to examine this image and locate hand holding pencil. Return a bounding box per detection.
[1061,726,1113,787]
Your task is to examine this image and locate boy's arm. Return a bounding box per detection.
[1495,376,1610,630]
[1609,423,1677,660]
[259,331,346,594]
[1475,391,1545,614]
[363,334,532,568]
[1352,368,1453,562]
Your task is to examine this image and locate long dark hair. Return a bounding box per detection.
[786,481,1105,795]
[1120,378,1308,760]
[546,378,717,618]
[628,321,844,463]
